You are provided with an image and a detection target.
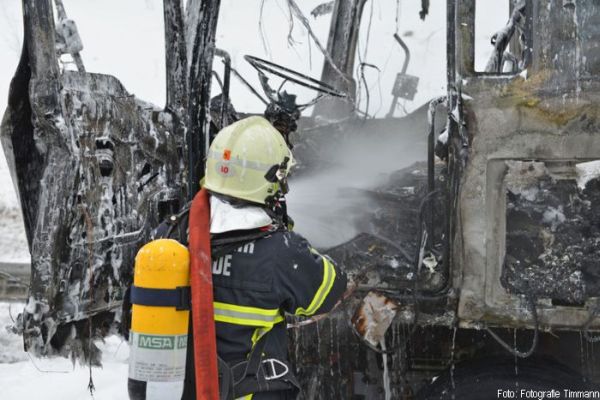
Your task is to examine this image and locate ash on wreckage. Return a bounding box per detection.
[2,0,600,399]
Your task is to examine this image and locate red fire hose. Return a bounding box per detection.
[188,188,220,399]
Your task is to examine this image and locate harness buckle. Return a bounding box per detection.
[262,358,289,380]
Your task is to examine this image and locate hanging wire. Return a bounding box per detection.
[485,295,539,358]
[8,301,16,323]
[286,0,351,86]
[362,0,374,62]
[27,353,71,374]
[358,63,380,119]
[259,0,272,59]
[285,0,299,47]
[80,205,96,395]
[355,0,376,118]
[371,66,384,117]
[272,0,303,62]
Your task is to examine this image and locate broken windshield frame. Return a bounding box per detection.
[212,0,335,116]
[52,0,168,107]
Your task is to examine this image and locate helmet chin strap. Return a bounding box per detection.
[278,194,294,230]
[264,156,293,229]
[265,190,290,230]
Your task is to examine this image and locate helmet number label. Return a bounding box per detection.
[216,162,234,177]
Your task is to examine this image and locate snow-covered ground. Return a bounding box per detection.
[0,302,130,400]
[0,155,29,263]
[0,1,512,398]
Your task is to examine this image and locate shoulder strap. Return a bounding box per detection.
[151,203,191,244]
[235,332,269,384]
[228,332,300,398]
[211,226,282,259]
[217,333,270,400]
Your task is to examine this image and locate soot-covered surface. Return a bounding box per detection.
[328,161,447,293]
[290,160,451,399]
[503,163,600,303]
[2,68,184,360]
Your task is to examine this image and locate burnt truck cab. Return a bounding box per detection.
[2,0,599,399]
[453,0,600,331]
[2,0,210,357]
[293,1,600,398]
[430,0,600,395]
[1,0,431,361]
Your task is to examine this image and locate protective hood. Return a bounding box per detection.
[210,195,272,234]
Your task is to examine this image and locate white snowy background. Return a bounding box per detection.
[0,1,510,398]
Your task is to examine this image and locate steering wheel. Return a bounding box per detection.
[244,55,346,99]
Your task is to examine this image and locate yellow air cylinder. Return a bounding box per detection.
[128,238,190,400]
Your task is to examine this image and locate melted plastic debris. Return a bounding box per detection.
[351,291,398,347]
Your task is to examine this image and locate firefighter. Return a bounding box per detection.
[154,116,347,399]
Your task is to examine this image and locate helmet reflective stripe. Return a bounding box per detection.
[204,116,294,205]
[206,149,274,171]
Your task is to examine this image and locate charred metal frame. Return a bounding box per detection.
[450,0,600,332]
[1,0,221,357]
[426,96,446,245]
[186,0,221,198]
[164,0,188,114]
[213,48,231,127]
[312,0,367,119]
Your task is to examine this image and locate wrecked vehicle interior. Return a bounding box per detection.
[1,0,599,398]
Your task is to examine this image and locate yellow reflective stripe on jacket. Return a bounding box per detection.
[295,253,336,316]
[250,325,274,346]
[214,301,284,327]
[236,395,253,400]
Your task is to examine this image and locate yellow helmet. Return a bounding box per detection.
[204,116,294,205]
